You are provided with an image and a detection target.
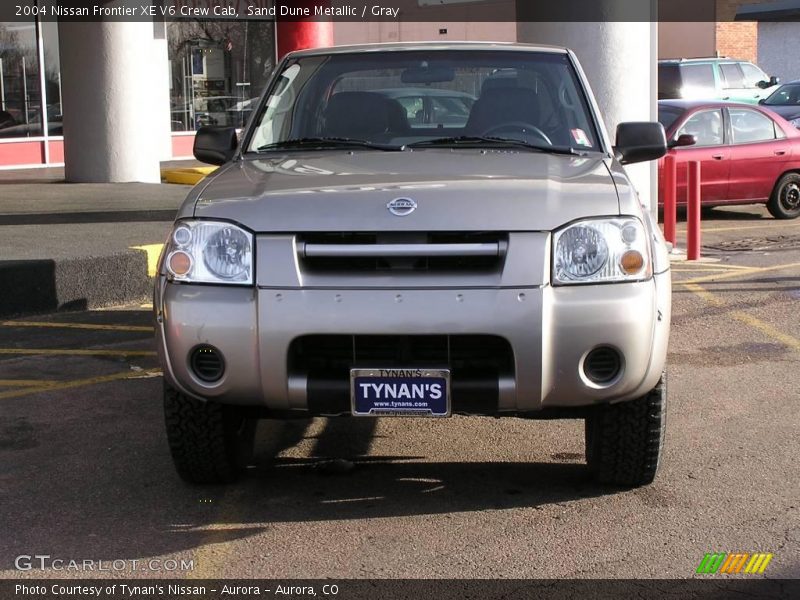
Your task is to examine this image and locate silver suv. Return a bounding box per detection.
[155,43,671,488]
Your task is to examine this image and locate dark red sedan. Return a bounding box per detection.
[657,99,800,219]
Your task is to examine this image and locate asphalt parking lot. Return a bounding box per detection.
[1,206,798,580]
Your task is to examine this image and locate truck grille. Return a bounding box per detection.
[296,232,508,273]
[289,334,513,371]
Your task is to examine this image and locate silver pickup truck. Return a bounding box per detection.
[155,42,670,488]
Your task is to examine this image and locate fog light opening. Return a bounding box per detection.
[583,346,622,385]
[190,345,225,383]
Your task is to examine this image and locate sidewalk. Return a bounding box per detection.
[0,164,198,317]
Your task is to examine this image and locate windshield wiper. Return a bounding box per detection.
[408,136,586,156]
[256,137,405,152]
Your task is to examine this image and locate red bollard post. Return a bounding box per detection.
[687,161,701,261]
[663,154,677,246]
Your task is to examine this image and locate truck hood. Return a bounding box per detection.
[191,149,620,232]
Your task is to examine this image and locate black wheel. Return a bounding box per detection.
[767,173,800,219]
[585,372,666,488]
[163,383,257,484]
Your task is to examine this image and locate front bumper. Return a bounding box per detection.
[155,271,670,415]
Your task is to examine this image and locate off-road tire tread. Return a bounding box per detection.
[163,384,255,484]
[585,373,666,488]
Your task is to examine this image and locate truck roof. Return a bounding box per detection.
[287,41,570,58]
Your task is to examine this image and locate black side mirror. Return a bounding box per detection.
[193,126,238,166]
[668,134,697,149]
[757,80,770,89]
[614,122,667,165]
[770,75,780,86]
[758,98,766,105]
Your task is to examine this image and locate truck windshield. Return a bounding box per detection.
[246,50,601,154]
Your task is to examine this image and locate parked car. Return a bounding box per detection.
[0,103,62,138]
[226,97,258,129]
[658,58,779,104]
[185,95,252,128]
[376,88,475,128]
[156,42,671,488]
[170,100,193,131]
[657,99,800,218]
[759,80,800,128]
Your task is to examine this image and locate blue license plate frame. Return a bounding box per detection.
[350,368,451,417]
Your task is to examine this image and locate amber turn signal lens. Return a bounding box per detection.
[619,250,644,275]
[620,250,644,274]
[168,251,192,277]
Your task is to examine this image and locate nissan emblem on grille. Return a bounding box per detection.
[387,197,417,216]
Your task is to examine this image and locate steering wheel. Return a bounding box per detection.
[481,121,553,145]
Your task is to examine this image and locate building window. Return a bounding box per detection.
[167,19,275,132]
[0,19,43,138]
[41,20,62,138]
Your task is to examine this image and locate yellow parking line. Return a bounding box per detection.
[682,282,730,306]
[0,320,153,332]
[672,267,749,273]
[683,262,800,285]
[729,311,800,352]
[683,282,800,352]
[0,379,57,387]
[693,263,754,270]
[0,348,157,357]
[677,221,800,234]
[672,264,754,272]
[0,368,162,400]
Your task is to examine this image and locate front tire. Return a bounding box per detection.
[585,373,666,488]
[163,383,257,484]
[767,173,800,219]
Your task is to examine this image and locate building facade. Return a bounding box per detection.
[0,0,656,209]
[659,0,781,63]
[0,17,277,170]
[0,13,517,171]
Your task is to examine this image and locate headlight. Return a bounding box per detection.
[790,117,800,129]
[553,218,651,285]
[164,220,253,285]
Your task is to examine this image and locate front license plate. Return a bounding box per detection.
[351,368,451,417]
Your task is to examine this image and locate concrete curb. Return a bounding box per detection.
[0,249,154,318]
[0,178,183,318]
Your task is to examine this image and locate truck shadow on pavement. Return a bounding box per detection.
[0,382,615,568]
[240,417,602,521]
